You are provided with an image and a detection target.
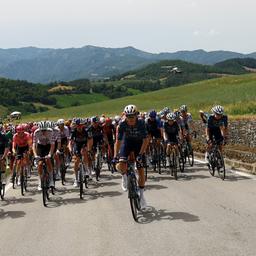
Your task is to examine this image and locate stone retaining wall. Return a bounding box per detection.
[193,120,256,163]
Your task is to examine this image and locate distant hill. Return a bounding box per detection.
[1,58,256,117]
[0,46,255,83]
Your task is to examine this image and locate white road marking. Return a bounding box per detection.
[195,159,256,180]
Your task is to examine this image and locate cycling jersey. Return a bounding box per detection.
[71,128,92,144]
[102,123,115,144]
[88,125,103,138]
[71,128,92,155]
[88,125,103,148]
[117,119,147,141]
[163,122,180,144]
[207,114,228,144]
[0,133,8,155]
[13,132,31,148]
[33,129,55,146]
[180,113,193,131]
[117,119,147,161]
[57,126,70,139]
[145,117,162,139]
[52,127,61,143]
[207,115,228,129]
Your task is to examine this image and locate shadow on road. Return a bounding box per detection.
[1,197,36,206]
[145,184,168,190]
[44,190,123,208]
[0,209,26,219]
[137,206,200,224]
[179,173,210,181]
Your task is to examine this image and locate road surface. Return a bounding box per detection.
[0,161,256,256]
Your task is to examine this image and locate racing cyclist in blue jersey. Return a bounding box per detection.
[205,105,228,166]
[114,104,148,208]
[146,110,162,164]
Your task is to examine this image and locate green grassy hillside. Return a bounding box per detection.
[22,74,256,121]
[53,93,109,108]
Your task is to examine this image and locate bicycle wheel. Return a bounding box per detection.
[216,151,225,180]
[208,154,215,176]
[179,153,185,173]
[157,154,161,174]
[24,169,28,192]
[79,166,84,199]
[182,144,187,164]
[0,183,5,200]
[61,162,66,185]
[128,175,140,222]
[21,169,25,196]
[172,152,178,180]
[41,178,48,207]
[12,168,16,189]
[95,152,101,181]
[188,147,194,167]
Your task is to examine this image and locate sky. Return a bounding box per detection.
[0,0,255,53]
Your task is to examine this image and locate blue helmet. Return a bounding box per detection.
[149,110,157,118]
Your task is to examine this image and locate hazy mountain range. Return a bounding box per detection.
[0,45,255,83]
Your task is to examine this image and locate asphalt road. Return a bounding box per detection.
[0,161,256,256]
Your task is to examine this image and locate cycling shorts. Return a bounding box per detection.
[119,139,142,161]
[37,144,51,157]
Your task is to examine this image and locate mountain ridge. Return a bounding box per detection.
[0,45,255,83]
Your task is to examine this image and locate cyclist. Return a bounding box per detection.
[205,105,228,166]
[102,117,115,163]
[69,118,93,187]
[146,110,162,164]
[112,115,121,135]
[33,121,55,191]
[12,124,32,185]
[4,123,15,176]
[88,116,105,174]
[55,119,70,180]
[114,104,148,208]
[163,113,182,167]
[179,105,195,151]
[0,124,9,185]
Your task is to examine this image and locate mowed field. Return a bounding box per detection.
[22,74,256,121]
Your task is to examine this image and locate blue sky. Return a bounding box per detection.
[0,0,255,53]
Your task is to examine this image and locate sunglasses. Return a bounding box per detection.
[126,115,136,119]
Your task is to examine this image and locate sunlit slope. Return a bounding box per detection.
[23,74,256,121]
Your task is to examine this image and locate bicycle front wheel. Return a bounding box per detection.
[0,181,5,200]
[172,152,178,180]
[128,175,140,222]
[21,171,25,196]
[41,178,48,207]
[188,148,194,167]
[216,151,225,180]
[79,167,83,199]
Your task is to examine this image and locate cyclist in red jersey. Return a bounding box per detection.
[12,124,32,185]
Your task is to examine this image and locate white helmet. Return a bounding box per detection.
[124,104,137,116]
[114,115,121,122]
[38,121,50,131]
[166,112,176,121]
[57,119,65,125]
[211,105,224,115]
[47,121,56,129]
[100,117,105,123]
[180,105,188,112]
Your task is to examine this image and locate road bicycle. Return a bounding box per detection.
[208,140,226,180]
